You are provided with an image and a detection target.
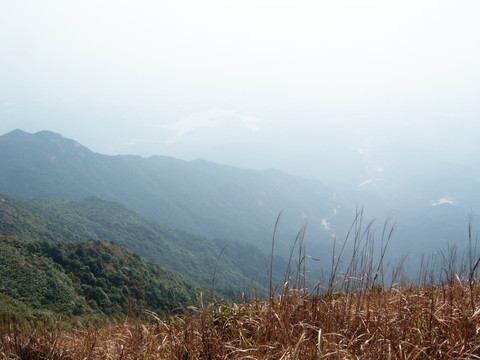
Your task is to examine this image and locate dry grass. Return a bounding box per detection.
[1,279,479,359]
[2,211,479,359]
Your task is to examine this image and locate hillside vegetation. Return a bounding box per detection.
[0,194,286,298]
[0,235,195,321]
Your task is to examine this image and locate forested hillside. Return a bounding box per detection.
[0,194,286,299]
[0,235,195,320]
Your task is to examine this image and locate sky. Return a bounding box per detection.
[1,0,480,185]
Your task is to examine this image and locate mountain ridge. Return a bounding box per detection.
[0,129,343,257]
[1,129,478,274]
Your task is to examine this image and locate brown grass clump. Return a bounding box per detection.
[1,279,479,359]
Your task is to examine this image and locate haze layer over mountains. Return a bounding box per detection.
[1,1,479,284]
[1,129,479,276]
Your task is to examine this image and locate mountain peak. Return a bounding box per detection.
[34,130,85,146]
[1,129,64,139]
[35,130,67,138]
[1,129,29,138]
[0,129,92,155]
[0,129,96,199]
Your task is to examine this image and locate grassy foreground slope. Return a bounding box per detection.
[1,275,479,359]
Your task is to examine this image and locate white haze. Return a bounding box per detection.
[1,0,480,188]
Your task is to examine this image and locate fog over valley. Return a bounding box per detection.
[1,0,480,277]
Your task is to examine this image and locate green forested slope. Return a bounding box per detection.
[0,196,80,243]
[0,235,195,320]
[0,235,87,319]
[25,196,285,295]
[0,194,285,298]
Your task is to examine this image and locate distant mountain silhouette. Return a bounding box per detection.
[0,129,344,256]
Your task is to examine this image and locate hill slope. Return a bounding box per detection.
[0,235,195,320]
[0,194,286,296]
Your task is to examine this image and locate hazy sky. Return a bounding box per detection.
[1,0,479,182]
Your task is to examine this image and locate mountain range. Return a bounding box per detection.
[0,129,478,277]
[0,129,348,258]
